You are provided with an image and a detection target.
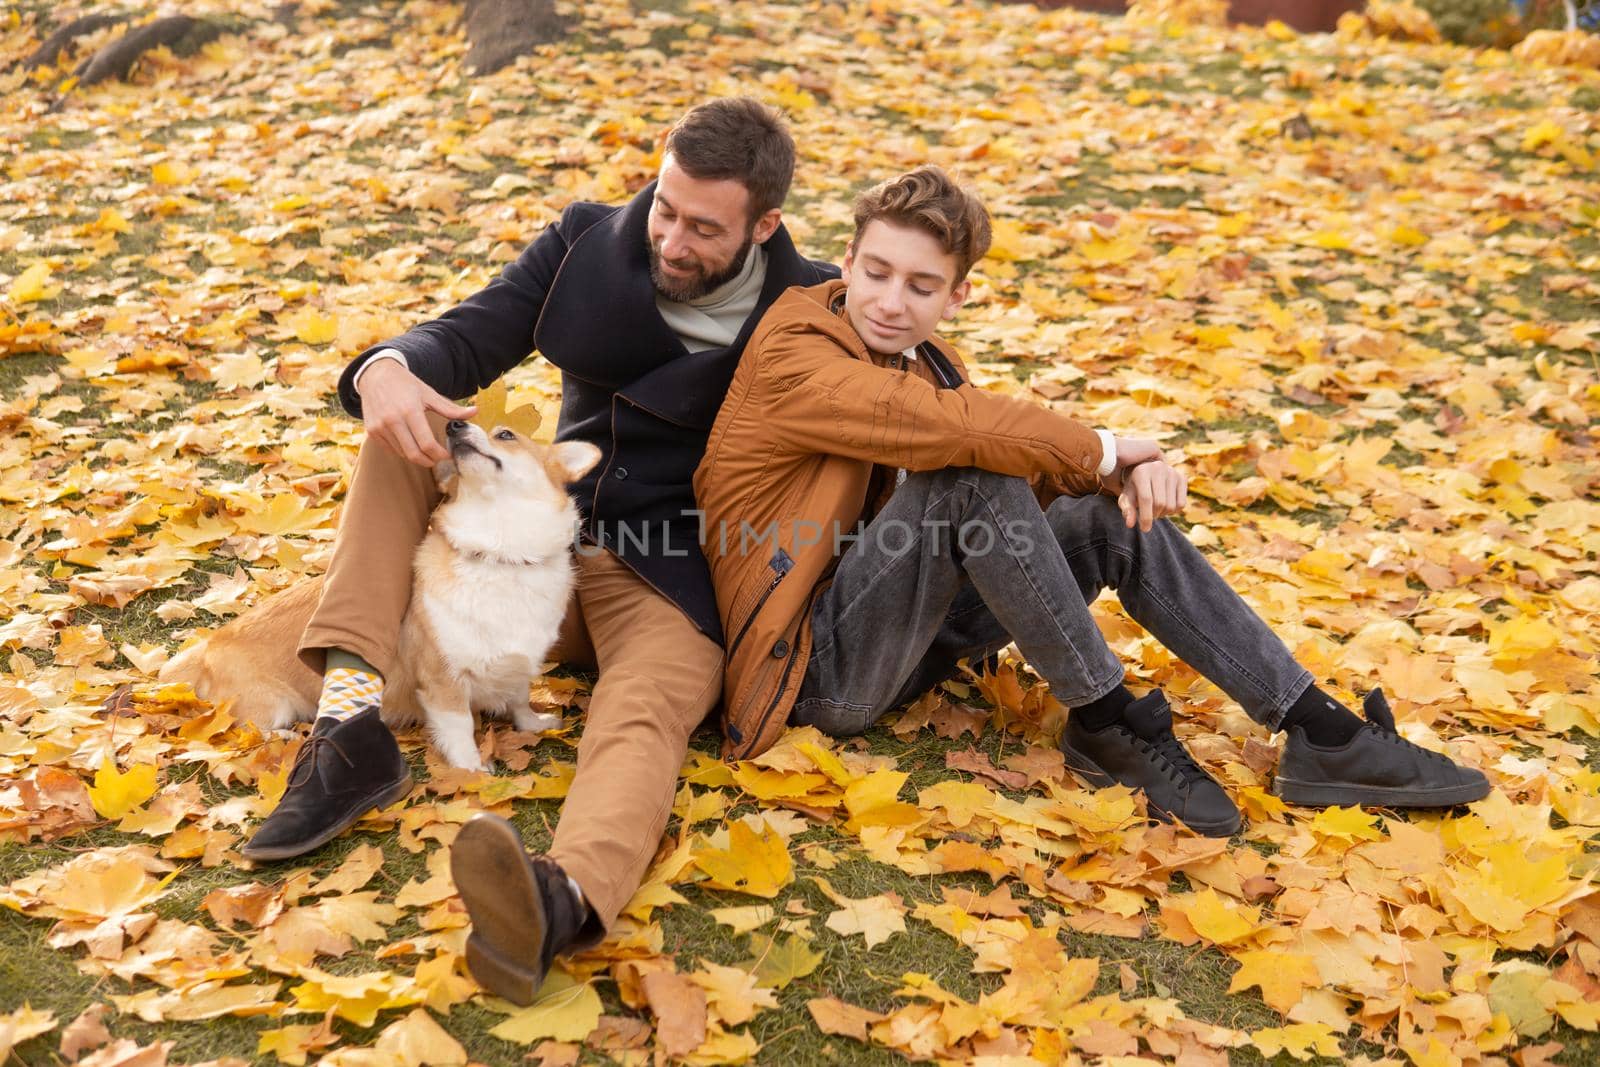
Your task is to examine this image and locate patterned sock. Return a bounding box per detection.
[316,650,384,723]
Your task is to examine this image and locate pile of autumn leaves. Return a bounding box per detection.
[3,0,1600,1063]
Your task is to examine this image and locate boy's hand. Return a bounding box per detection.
[1116,460,1187,531]
[1103,437,1187,531]
[358,359,477,467]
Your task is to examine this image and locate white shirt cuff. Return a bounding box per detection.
[1094,429,1117,477]
[353,348,407,394]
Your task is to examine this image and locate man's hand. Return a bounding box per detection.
[1103,437,1187,531]
[358,359,477,467]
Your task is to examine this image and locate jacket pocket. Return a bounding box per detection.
[725,548,793,661]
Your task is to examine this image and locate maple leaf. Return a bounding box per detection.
[6,263,62,303]
[312,890,404,943]
[689,961,778,1027]
[1165,889,1263,947]
[1250,1022,1344,1061]
[1305,805,1385,844]
[232,494,333,537]
[112,980,282,1022]
[743,933,823,990]
[0,1006,56,1061]
[288,971,419,1028]
[256,1013,340,1066]
[86,759,160,820]
[59,1003,113,1062]
[642,969,707,1058]
[281,307,337,345]
[470,379,542,439]
[823,892,907,949]
[488,974,602,1044]
[692,820,793,898]
[1227,949,1321,1013]
[806,997,887,1042]
[708,905,777,934]
[307,843,386,896]
[373,1008,467,1067]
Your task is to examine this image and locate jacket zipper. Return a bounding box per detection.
[739,631,804,759]
[726,548,793,661]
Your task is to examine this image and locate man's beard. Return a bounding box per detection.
[648,232,755,303]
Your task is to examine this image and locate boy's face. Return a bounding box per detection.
[841,219,969,357]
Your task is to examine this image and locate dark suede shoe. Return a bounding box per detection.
[1274,689,1490,808]
[450,814,588,1005]
[239,706,412,862]
[1060,691,1241,837]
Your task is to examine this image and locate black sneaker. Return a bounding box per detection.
[1059,691,1241,837]
[239,706,412,862]
[1274,689,1490,808]
[450,814,590,1005]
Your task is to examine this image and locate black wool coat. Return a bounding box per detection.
[338,182,838,643]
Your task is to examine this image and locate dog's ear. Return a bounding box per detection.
[432,458,459,498]
[550,442,602,484]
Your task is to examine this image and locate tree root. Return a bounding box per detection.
[74,15,224,88]
[19,13,128,71]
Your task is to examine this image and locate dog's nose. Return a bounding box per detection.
[445,420,467,437]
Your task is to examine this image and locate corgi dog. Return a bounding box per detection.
[161,420,601,771]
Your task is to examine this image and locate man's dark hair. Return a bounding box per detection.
[663,97,795,223]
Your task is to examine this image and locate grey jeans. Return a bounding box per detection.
[790,467,1314,736]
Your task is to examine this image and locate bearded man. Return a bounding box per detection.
[239,98,834,1003]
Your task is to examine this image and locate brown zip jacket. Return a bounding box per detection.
[693,280,1106,760]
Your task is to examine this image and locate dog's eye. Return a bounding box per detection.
[494,429,515,441]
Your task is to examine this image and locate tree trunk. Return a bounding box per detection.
[462,0,566,76]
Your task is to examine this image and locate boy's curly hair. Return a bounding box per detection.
[851,166,992,282]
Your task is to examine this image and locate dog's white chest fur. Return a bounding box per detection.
[418,552,572,699]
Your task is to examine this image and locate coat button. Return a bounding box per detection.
[614,467,628,480]
[772,640,789,658]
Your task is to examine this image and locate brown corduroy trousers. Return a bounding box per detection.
[298,421,723,932]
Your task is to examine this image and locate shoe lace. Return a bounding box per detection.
[286,734,355,789]
[1139,730,1209,787]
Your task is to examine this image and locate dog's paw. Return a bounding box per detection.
[513,708,563,733]
[431,730,490,773]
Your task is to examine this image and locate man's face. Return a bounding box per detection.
[841,219,970,356]
[647,154,780,302]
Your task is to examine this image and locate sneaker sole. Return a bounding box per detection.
[451,815,548,1006]
[1061,741,1240,838]
[1272,776,1490,809]
[239,773,413,862]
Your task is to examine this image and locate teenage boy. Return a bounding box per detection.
[238,99,835,1003]
[693,166,1487,836]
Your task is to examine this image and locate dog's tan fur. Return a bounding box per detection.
[161,423,600,770]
